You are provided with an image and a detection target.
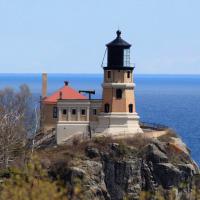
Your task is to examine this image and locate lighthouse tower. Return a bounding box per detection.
[96,30,143,136]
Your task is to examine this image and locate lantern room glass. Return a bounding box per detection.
[123,49,130,67]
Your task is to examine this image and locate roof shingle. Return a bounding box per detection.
[43,85,87,104]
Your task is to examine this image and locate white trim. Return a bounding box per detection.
[77,108,81,121]
[67,108,71,121]
[58,121,89,124]
[58,101,90,106]
[98,112,139,116]
[102,83,135,89]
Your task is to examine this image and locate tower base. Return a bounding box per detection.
[95,112,143,138]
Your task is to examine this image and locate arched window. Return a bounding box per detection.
[116,89,122,99]
[129,104,133,113]
[127,71,130,78]
[104,104,110,113]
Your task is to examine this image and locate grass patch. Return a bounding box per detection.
[119,134,153,150]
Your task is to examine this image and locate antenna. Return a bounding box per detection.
[79,90,95,100]
[101,48,107,68]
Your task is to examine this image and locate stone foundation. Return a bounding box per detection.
[95,112,143,137]
[56,121,89,144]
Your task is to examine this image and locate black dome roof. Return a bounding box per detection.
[106,30,131,48]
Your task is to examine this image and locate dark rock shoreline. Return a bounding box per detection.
[39,134,200,200]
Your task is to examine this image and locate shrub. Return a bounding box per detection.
[0,159,68,200]
[72,137,81,146]
[158,129,178,143]
[121,134,153,150]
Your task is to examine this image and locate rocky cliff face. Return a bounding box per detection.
[40,133,199,200]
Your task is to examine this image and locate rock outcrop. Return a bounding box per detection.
[42,135,199,200]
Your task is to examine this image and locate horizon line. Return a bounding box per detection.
[1,72,200,76]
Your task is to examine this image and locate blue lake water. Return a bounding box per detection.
[0,73,200,165]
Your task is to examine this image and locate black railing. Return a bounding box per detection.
[140,121,168,131]
[102,63,136,68]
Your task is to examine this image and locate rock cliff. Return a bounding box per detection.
[39,132,199,200]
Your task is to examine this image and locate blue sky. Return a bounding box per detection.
[0,0,200,74]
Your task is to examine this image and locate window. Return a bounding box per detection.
[72,109,76,115]
[127,71,130,78]
[129,104,133,113]
[116,89,122,99]
[53,107,58,118]
[62,109,67,115]
[107,71,111,79]
[123,49,130,67]
[93,109,97,115]
[104,104,110,113]
[81,109,86,115]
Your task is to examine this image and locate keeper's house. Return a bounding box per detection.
[41,31,142,144]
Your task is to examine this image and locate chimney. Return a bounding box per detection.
[59,91,63,99]
[64,81,69,86]
[42,73,47,98]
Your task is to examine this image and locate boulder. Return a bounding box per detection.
[143,143,168,163]
[152,139,167,154]
[109,143,119,151]
[85,146,100,158]
[70,167,86,181]
[153,163,182,189]
[178,164,196,177]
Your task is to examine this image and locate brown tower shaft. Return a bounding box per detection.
[102,69,136,113]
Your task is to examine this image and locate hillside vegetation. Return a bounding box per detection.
[0,133,199,200]
[0,85,199,200]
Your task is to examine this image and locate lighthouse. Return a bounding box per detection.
[96,30,143,136]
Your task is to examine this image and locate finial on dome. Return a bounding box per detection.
[116,30,121,38]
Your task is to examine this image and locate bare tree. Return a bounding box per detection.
[31,102,41,155]
[0,85,32,168]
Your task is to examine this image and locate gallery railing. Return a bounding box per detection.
[140,121,168,131]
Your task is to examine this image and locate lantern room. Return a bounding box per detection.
[106,30,132,68]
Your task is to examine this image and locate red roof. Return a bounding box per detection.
[43,85,87,104]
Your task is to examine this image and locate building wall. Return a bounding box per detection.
[57,100,90,122]
[56,122,89,144]
[71,112,77,121]
[104,69,133,83]
[60,110,68,121]
[57,100,102,122]
[55,99,102,143]
[89,100,102,121]
[80,114,87,121]
[41,99,102,134]
[41,103,58,132]
[102,69,135,113]
[101,87,113,112]
[125,88,136,112]
[103,88,135,112]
